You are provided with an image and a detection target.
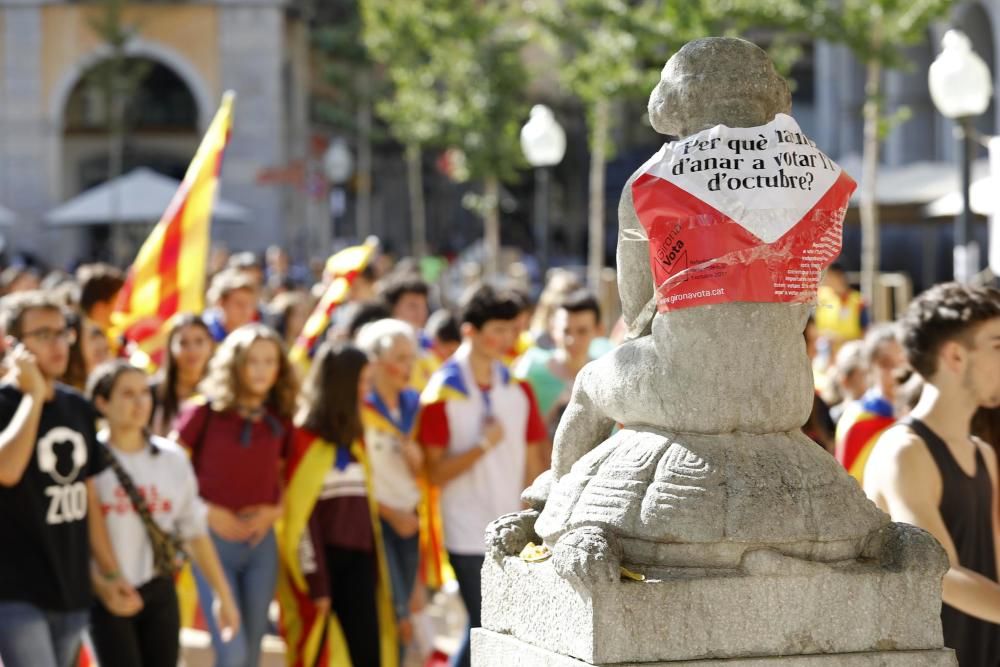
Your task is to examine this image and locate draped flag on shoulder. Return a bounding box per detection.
[835,392,896,483]
[289,238,379,376]
[276,432,397,667]
[110,92,236,367]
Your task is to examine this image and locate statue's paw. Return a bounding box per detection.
[521,470,552,511]
[552,526,621,585]
[485,509,540,562]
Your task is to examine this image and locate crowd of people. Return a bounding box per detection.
[0,247,611,667]
[0,246,999,667]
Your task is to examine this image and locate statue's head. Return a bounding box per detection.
[648,37,791,138]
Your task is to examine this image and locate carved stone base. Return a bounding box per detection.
[472,630,957,666]
[481,524,950,665]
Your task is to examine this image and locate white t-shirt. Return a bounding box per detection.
[93,433,208,587]
[365,421,421,512]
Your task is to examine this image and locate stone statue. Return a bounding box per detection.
[487,36,886,582]
[475,37,956,667]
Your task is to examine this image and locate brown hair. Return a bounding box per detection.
[0,290,68,339]
[61,311,88,391]
[296,341,369,445]
[198,323,298,418]
[900,283,1000,379]
[77,263,125,314]
[87,359,146,407]
[156,314,214,429]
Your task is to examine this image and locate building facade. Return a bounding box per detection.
[0,0,310,267]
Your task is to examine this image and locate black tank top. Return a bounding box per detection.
[901,417,1000,666]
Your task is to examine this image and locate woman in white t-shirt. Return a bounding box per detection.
[356,319,423,650]
[86,360,240,667]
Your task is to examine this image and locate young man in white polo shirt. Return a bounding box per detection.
[417,285,547,667]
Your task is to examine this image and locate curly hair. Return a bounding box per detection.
[198,323,298,418]
[900,282,1000,379]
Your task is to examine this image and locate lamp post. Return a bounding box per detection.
[323,138,354,248]
[929,29,993,284]
[520,105,566,278]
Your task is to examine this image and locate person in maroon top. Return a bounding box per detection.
[171,324,299,667]
[293,341,386,665]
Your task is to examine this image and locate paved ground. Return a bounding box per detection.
[178,582,467,667]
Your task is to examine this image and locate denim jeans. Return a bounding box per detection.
[0,601,88,667]
[447,553,484,667]
[380,518,420,621]
[193,529,278,667]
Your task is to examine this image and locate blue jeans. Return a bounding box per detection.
[0,601,88,667]
[193,529,278,667]
[448,553,484,667]
[380,518,420,621]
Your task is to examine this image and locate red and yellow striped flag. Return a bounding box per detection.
[110,92,236,365]
[289,238,379,375]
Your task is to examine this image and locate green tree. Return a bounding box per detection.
[88,0,150,264]
[362,1,450,259]
[532,0,798,288]
[311,2,378,239]
[807,0,952,317]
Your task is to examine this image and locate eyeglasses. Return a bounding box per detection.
[21,327,77,346]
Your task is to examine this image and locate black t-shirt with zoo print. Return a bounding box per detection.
[0,383,104,611]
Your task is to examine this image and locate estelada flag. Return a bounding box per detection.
[276,431,398,667]
[289,238,379,375]
[110,92,236,366]
[631,113,855,313]
[835,392,896,483]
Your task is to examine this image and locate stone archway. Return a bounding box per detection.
[52,46,209,262]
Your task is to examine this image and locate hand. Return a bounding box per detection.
[6,344,45,399]
[388,509,420,539]
[398,617,414,644]
[483,418,504,449]
[401,440,424,471]
[242,504,280,547]
[95,575,143,617]
[215,593,241,642]
[208,505,252,542]
[313,596,331,618]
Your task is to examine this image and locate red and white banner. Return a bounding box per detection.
[631,113,856,313]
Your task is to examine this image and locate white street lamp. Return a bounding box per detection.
[521,105,566,275]
[929,30,993,283]
[323,138,354,245]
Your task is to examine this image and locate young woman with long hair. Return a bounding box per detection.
[172,324,298,667]
[87,360,239,667]
[150,314,214,436]
[277,341,397,667]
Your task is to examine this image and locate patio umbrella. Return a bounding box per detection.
[44,167,248,226]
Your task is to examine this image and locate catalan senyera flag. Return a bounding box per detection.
[276,433,397,667]
[289,238,379,375]
[110,91,236,365]
[835,391,896,483]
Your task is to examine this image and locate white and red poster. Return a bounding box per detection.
[631,113,856,313]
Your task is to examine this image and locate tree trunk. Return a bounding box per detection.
[588,97,609,290]
[484,176,500,278]
[860,57,882,321]
[406,142,427,259]
[108,51,127,265]
[356,70,373,240]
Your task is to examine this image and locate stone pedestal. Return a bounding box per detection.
[472,630,956,666]
[477,525,956,666]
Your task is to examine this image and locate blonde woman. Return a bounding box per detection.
[171,324,299,667]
